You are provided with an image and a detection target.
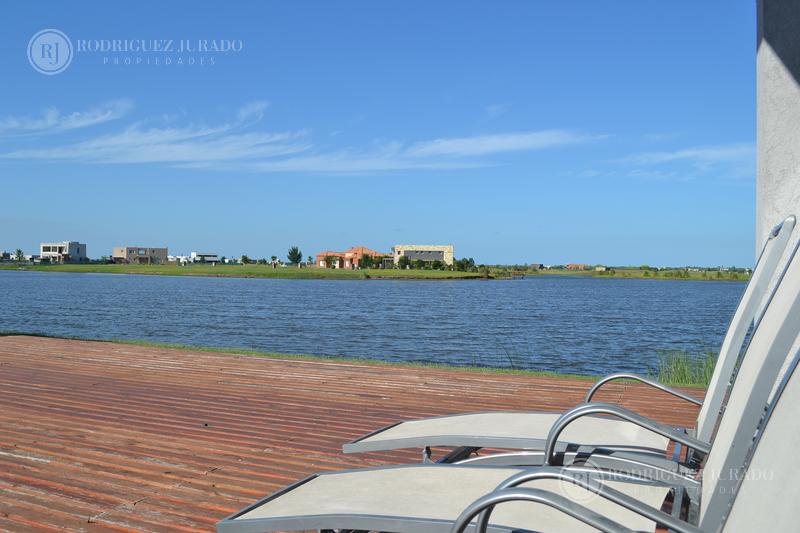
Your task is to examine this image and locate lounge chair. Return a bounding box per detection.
[343,216,797,468]
[216,223,800,533]
[452,327,800,533]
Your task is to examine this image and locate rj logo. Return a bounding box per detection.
[39,41,60,65]
[28,29,73,75]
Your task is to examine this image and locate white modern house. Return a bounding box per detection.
[39,241,87,263]
[166,252,221,265]
[189,252,220,264]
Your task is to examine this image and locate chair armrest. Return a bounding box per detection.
[451,487,635,533]
[476,467,698,532]
[453,476,704,533]
[544,402,711,465]
[585,373,703,407]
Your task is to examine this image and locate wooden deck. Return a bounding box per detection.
[0,335,702,532]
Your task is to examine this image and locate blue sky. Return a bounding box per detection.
[2,1,756,265]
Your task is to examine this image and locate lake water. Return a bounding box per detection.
[0,270,745,376]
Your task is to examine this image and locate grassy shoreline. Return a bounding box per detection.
[0,332,709,388]
[0,262,748,282]
[519,268,749,282]
[0,263,487,280]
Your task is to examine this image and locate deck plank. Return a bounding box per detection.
[0,335,701,532]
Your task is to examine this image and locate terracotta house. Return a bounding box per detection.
[316,246,389,269]
[566,263,589,271]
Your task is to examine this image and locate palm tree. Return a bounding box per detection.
[14,249,24,262]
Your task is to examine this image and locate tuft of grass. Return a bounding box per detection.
[650,349,717,388]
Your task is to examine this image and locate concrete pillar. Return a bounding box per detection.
[757,0,800,252]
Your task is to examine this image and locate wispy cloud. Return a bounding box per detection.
[641,132,682,143]
[407,130,604,158]
[245,151,485,174]
[246,130,602,173]
[7,130,311,165]
[2,100,311,165]
[619,143,754,166]
[237,100,269,123]
[485,103,510,119]
[0,99,133,135]
[596,142,756,183]
[0,100,606,173]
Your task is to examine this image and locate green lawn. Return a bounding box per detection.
[0,262,486,280]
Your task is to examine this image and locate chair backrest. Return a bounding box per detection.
[717,340,800,532]
[698,229,800,527]
[696,215,796,441]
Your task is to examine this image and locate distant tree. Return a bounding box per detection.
[454,257,476,272]
[220,256,227,263]
[431,259,443,270]
[14,249,24,262]
[324,255,339,268]
[412,259,425,270]
[397,255,411,269]
[240,255,250,264]
[360,254,375,269]
[271,255,278,263]
[287,246,303,265]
